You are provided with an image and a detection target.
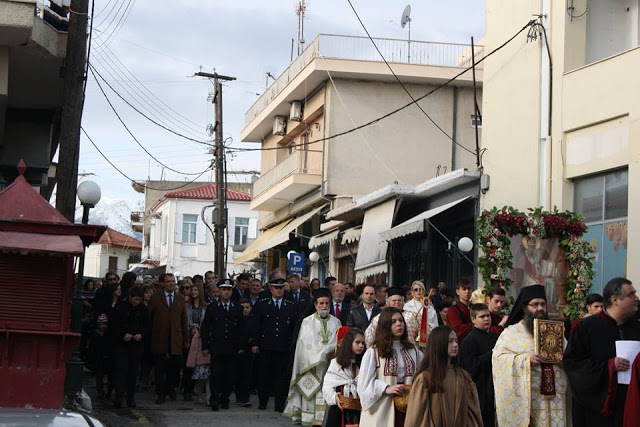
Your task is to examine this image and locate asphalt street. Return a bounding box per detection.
[84,372,290,427]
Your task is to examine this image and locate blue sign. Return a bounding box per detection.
[288,251,305,274]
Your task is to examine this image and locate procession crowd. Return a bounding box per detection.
[80,270,640,427]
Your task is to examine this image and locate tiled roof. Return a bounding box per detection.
[151,184,252,211]
[98,228,142,251]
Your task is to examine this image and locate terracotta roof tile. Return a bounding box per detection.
[98,228,142,251]
[151,184,252,211]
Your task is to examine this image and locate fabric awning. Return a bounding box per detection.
[341,226,362,245]
[308,229,340,249]
[234,219,292,265]
[354,199,397,281]
[0,231,84,255]
[259,204,327,252]
[379,197,470,242]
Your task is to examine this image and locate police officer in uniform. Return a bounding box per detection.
[250,277,297,412]
[201,279,244,411]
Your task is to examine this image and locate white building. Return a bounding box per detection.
[83,228,142,279]
[143,184,258,278]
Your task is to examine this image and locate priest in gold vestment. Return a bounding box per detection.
[492,284,568,426]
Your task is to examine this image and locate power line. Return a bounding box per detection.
[93,0,135,50]
[81,126,213,191]
[88,65,212,175]
[226,19,536,154]
[92,49,207,138]
[346,0,475,157]
[89,63,214,146]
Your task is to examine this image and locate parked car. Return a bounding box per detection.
[0,409,105,427]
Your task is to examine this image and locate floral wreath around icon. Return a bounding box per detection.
[477,206,594,321]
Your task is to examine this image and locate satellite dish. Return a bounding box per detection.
[400,5,411,28]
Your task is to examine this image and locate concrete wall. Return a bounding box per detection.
[325,78,481,197]
[482,0,639,282]
[82,244,133,278]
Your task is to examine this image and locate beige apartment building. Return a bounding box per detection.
[237,33,484,284]
[480,0,638,293]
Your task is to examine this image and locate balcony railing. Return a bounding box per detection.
[245,34,484,126]
[253,150,322,199]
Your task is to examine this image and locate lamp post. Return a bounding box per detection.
[64,180,101,404]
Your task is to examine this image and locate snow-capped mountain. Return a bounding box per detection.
[75,198,144,240]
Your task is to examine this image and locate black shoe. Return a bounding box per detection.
[274,406,285,413]
[126,399,136,408]
[114,398,122,409]
[168,388,177,401]
[221,401,229,409]
[210,402,219,411]
[155,395,166,404]
[259,403,267,410]
[183,393,193,401]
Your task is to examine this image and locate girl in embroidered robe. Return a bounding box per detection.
[357,307,423,427]
[323,328,366,427]
[404,326,482,427]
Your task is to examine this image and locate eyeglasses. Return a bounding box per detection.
[527,302,547,309]
[412,288,422,292]
[182,286,192,290]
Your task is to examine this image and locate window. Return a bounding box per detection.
[234,217,250,246]
[574,169,628,294]
[182,214,198,244]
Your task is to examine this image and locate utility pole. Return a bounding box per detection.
[195,71,235,279]
[56,0,89,221]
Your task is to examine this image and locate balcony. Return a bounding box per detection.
[245,34,484,127]
[131,211,144,233]
[251,150,322,211]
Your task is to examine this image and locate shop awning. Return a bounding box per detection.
[341,226,362,245]
[354,199,397,281]
[234,219,292,265]
[0,231,84,255]
[379,197,470,242]
[308,229,340,249]
[259,204,327,251]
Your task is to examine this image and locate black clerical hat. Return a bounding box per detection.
[387,287,405,297]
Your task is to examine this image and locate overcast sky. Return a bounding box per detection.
[79,0,485,201]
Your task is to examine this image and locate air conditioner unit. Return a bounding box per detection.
[290,101,302,121]
[273,116,286,136]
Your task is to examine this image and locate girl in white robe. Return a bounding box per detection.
[357,307,423,427]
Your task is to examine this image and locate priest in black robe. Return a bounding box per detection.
[563,277,640,427]
[460,303,499,427]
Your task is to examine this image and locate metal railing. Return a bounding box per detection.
[253,150,322,198]
[245,34,484,125]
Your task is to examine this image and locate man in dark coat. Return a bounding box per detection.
[250,277,297,412]
[346,284,380,331]
[148,273,190,404]
[564,277,640,427]
[329,283,350,325]
[112,286,150,408]
[460,303,498,427]
[201,279,245,411]
[285,273,311,315]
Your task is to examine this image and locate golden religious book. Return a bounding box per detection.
[533,318,565,364]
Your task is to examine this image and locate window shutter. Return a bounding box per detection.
[228,217,236,244]
[197,215,207,244]
[248,218,258,239]
[174,214,182,243]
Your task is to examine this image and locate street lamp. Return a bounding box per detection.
[65,180,101,405]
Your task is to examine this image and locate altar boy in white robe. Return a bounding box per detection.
[358,307,423,427]
[284,288,342,426]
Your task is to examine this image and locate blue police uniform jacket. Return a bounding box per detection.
[250,297,297,352]
[201,299,244,355]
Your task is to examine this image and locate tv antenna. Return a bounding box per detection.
[295,0,307,56]
[400,4,412,62]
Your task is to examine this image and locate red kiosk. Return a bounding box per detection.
[0,161,105,409]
